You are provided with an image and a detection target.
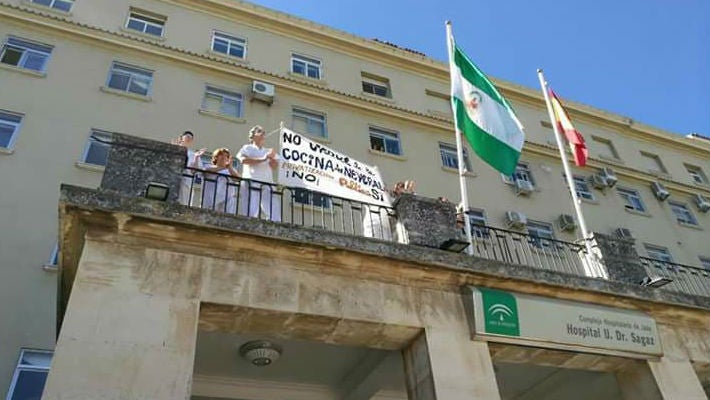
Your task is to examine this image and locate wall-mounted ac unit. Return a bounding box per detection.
[505,211,527,229]
[514,179,534,196]
[599,167,618,187]
[693,194,710,213]
[589,174,608,190]
[252,80,275,104]
[650,182,670,201]
[614,227,634,240]
[558,214,577,231]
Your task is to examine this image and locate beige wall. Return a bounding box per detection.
[1,0,710,394]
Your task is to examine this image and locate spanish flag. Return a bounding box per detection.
[549,89,588,167]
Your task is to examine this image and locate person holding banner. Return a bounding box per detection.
[237,125,281,222]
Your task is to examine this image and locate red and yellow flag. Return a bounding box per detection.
[549,89,588,167]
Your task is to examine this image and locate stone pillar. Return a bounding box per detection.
[615,363,664,400]
[403,329,501,400]
[42,237,202,400]
[100,133,186,203]
[394,194,458,248]
[588,232,647,285]
[647,358,707,399]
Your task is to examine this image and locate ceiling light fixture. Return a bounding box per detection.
[239,340,283,367]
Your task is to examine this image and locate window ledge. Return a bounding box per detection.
[22,0,72,16]
[624,207,651,217]
[205,50,249,65]
[368,148,406,161]
[100,86,152,102]
[287,72,327,86]
[360,91,395,103]
[0,63,47,78]
[441,166,476,178]
[579,197,599,205]
[0,147,15,155]
[647,169,672,180]
[42,264,59,272]
[75,161,105,172]
[198,109,246,124]
[119,27,166,42]
[678,221,703,230]
[598,154,625,165]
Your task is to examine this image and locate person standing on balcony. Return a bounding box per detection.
[175,131,207,206]
[202,148,240,213]
[237,125,281,222]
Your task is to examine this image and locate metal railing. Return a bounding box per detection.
[179,168,396,241]
[467,225,589,276]
[639,257,710,297]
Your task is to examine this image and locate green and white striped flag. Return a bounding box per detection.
[449,39,525,176]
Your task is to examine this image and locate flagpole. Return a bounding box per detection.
[536,69,606,279]
[446,21,474,256]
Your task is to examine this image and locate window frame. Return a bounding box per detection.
[30,0,74,12]
[105,62,154,97]
[640,151,667,174]
[572,175,595,201]
[438,142,472,172]
[361,73,391,98]
[291,107,327,138]
[669,200,698,226]
[6,349,53,400]
[81,130,112,166]
[201,85,243,119]
[591,136,621,161]
[617,187,647,213]
[0,110,24,150]
[644,243,673,263]
[210,31,247,59]
[503,163,534,186]
[368,126,402,156]
[0,36,53,73]
[466,209,489,239]
[290,53,322,80]
[125,10,166,37]
[685,164,708,185]
[526,220,555,248]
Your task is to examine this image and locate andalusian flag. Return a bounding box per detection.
[449,37,525,176]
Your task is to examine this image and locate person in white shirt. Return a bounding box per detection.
[202,148,240,213]
[236,125,281,222]
[176,131,206,206]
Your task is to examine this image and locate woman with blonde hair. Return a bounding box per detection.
[202,148,241,213]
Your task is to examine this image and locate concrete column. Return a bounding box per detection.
[394,194,458,249]
[647,357,708,400]
[42,239,202,400]
[615,363,664,400]
[403,329,500,400]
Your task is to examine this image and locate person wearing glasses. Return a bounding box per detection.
[236,125,281,222]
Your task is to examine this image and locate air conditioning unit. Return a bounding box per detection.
[252,80,275,104]
[589,174,608,190]
[558,214,577,231]
[693,194,710,213]
[614,227,634,240]
[514,179,534,196]
[505,211,527,229]
[599,167,618,187]
[650,182,670,201]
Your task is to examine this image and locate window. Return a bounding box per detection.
[292,108,327,138]
[361,73,390,97]
[0,111,23,150]
[201,86,243,118]
[211,31,246,59]
[1,37,53,72]
[504,163,534,185]
[527,220,555,248]
[81,130,112,166]
[685,164,708,185]
[291,54,321,79]
[424,89,451,116]
[106,62,153,96]
[369,127,401,156]
[669,201,698,225]
[644,244,673,263]
[7,349,52,400]
[439,142,471,171]
[591,136,620,160]
[572,176,594,201]
[466,209,489,239]
[125,10,166,37]
[618,187,646,212]
[640,151,667,174]
[700,257,710,271]
[31,0,73,12]
[293,188,331,209]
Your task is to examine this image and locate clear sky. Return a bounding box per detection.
[246,0,709,136]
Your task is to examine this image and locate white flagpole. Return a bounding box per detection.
[536,69,607,279]
[446,21,474,255]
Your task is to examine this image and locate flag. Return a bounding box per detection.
[549,89,588,167]
[449,39,525,176]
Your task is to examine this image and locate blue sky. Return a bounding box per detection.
[248,0,709,136]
